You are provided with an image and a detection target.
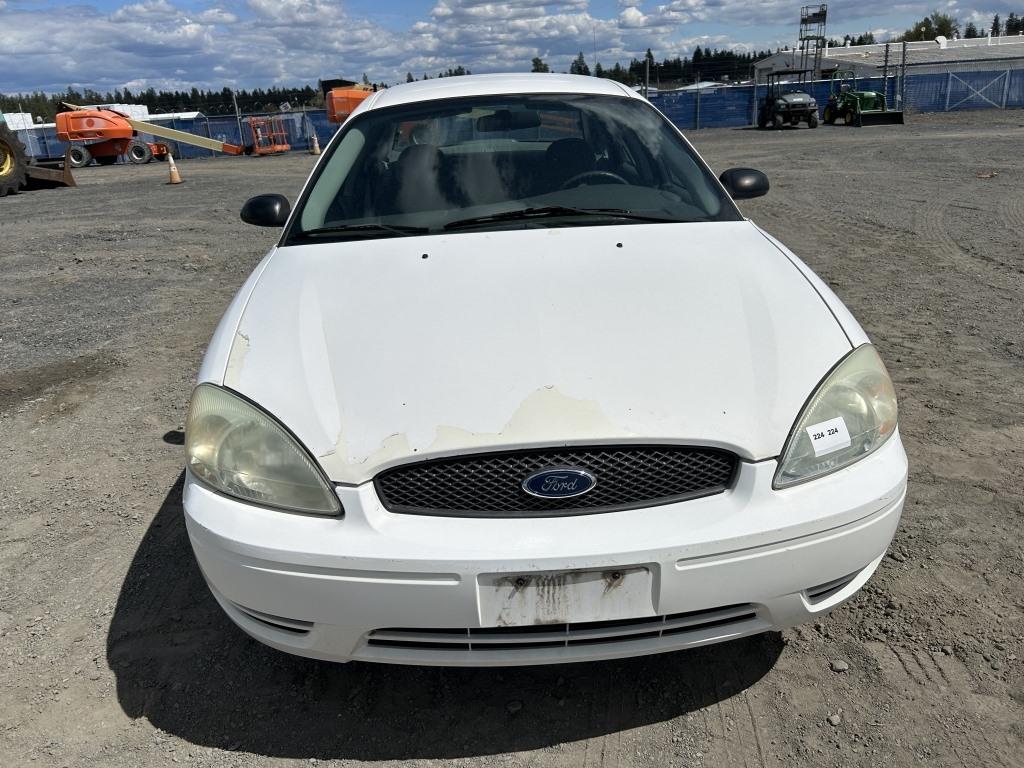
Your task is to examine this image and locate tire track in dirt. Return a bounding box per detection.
[869,642,1015,768]
[998,196,1024,245]
[911,192,961,262]
[914,191,1024,278]
[581,664,623,768]
[696,662,769,768]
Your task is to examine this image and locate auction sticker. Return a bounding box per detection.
[805,416,852,457]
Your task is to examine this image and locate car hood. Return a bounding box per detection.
[221,222,851,484]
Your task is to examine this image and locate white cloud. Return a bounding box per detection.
[196,8,237,24]
[2,0,1020,93]
[111,0,177,22]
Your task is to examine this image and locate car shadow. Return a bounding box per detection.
[107,473,784,761]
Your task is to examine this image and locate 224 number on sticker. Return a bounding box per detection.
[805,416,851,457]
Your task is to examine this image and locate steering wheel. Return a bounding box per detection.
[560,170,629,190]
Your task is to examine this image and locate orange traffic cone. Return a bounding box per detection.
[167,154,183,185]
[310,133,321,155]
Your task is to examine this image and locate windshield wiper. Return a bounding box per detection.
[293,222,430,240]
[443,206,682,231]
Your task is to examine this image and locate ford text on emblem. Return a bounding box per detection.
[522,467,597,499]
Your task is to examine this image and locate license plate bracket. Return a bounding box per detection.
[478,566,654,627]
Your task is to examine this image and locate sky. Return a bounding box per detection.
[0,0,1017,94]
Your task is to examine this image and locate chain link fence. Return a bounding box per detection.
[13,45,1024,161]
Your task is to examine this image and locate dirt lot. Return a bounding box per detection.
[1,110,1022,768]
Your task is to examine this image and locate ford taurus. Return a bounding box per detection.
[183,74,907,665]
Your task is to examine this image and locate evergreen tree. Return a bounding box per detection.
[569,52,591,76]
[964,21,980,38]
[900,11,959,41]
[531,57,550,73]
[992,14,1002,37]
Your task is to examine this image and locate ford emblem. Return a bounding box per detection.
[522,467,597,499]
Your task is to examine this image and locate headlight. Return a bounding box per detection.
[774,345,898,489]
[185,384,341,515]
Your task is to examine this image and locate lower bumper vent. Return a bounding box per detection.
[229,601,313,635]
[366,603,757,652]
[805,572,859,604]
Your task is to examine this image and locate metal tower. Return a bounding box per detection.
[799,4,828,75]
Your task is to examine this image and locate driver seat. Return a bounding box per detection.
[543,138,595,191]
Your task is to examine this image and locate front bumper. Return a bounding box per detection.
[184,433,907,666]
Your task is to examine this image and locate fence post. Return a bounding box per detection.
[695,72,701,130]
[171,117,180,157]
[204,117,215,158]
[901,41,908,109]
[882,43,890,105]
[232,90,243,150]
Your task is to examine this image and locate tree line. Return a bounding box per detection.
[901,10,1024,41]
[539,46,773,86]
[0,46,770,121]
[0,85,334,122]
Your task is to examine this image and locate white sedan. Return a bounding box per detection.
[184,74,906,666]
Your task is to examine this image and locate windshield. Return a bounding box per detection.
[285,93,741,244]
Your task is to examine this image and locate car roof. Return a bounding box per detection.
[363,73,642,111]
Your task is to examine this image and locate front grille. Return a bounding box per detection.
[366,604,758,652]
[374,445,737,517]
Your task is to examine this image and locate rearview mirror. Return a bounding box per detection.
[719,168,769,200]
[476,109,542,132]
[240,194,291,227]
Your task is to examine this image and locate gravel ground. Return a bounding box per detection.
[1,110,1022,768]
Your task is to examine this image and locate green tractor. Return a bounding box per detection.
[822,70,904,127]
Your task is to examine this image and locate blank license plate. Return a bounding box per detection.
[478,567,653,627]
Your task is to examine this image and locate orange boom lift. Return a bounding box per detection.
[55,103,244,166]
[326,85,372,123]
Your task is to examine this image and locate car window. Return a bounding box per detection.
[287,93,741,243]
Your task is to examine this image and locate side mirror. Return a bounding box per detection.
[240,194,291,227]
[719,168,769,200]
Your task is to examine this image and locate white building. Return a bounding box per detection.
[755,34,1024,82]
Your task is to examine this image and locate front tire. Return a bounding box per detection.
[823,105,836,124]
[843,109,856,126]
[808,112,819,128]
[773,114,784,129]
[69,145,92,168]
[0,122,29,196]
[127,140,153,164]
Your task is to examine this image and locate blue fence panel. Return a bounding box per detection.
[1011,68,1024,108]
[653,86,758,129]
[944,69,1015,110]
[15,69,1024,161]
